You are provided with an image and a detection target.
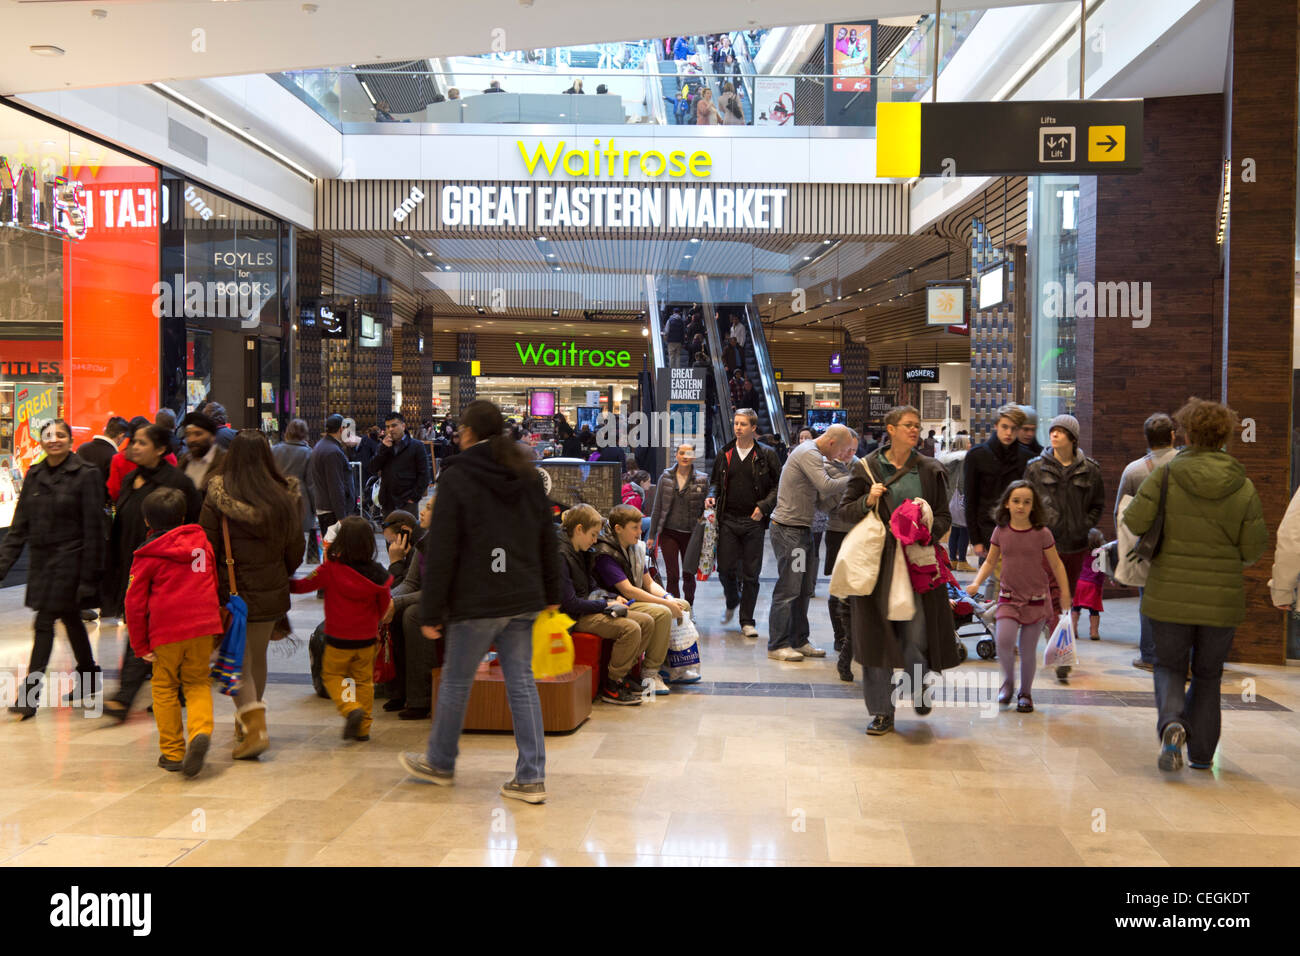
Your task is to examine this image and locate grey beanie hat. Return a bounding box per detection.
[1019,404,1038,426]
[1048,413,1080,443]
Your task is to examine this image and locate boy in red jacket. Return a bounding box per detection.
[125,487,223,777]
[291,516,393,740]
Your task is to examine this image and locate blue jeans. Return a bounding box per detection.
[947,525,969,564]
[767,522,816,651]
[1150,619,1236,765]
[1137,588,1155,663]
[425,614,545,784]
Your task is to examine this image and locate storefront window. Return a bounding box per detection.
[1027,175,1080,438]
[185,329,214,412]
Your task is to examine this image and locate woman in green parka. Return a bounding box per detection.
[1123,398,1266,773]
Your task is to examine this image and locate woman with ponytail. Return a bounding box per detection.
[399,400,561,804]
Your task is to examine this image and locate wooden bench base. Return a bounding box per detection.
[430,662,592,733]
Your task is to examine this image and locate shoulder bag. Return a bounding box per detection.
[829,456,892,598]
[1130,464,1170,563]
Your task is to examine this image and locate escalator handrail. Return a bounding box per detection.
[744,304,790,447]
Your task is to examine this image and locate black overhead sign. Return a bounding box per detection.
[903,366,939,383]
[431,360,475,376]
[878,99,1143,177]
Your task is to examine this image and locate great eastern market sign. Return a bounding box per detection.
[876,99,1143,177]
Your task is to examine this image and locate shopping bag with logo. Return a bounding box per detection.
[373,623,396,684]
[1042,612,1078,668]
[531,608,576,678]
[695,509,718,580]
[662,611,702,683]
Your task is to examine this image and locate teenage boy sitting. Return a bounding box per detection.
[124,487,223,777]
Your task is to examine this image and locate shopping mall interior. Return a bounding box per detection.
[0,0,1297,885]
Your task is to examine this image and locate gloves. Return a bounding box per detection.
[603,604,628,619]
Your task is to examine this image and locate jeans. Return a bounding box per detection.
[948,525,969,564]
[426,614,545,784]
[717,514,765,626]
[767,522,816,651]
[864,603,929,717]
[1137,588,1155,663]
[1150,619,1236,764]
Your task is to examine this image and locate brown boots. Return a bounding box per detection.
[232,701,268,759]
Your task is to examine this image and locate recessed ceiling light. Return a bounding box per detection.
[684,255,692,259]
[536,236,548,242]
[803,256,811,261]
[823,239,831,245]
[552,310,559,316]
[30,45,65,57]
[689,238,700,244]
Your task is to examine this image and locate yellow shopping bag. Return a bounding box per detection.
[531,609,576,678]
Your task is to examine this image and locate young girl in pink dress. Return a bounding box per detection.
[1073,527,1106,640]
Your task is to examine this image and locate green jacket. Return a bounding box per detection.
[1122,448,1266,626]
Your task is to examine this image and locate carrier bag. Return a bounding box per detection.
[308,623,330,698]
[695,509,718,580]
[662,611,702,683]
[531,608,576,678]
[829,456,889,599]
[1042,612,1078,668]
[211,517,246,697]
[373,623,396,684]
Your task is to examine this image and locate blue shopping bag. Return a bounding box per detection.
[211,594,247,697]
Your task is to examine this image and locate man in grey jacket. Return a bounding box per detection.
[307,414,355,541]
[1114,412,1178,671]
[766,425,855,661]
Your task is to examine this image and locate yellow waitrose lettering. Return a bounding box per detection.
[516,139,711,179]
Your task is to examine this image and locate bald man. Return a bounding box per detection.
[767,425,855,660]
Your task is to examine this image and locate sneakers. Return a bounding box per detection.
[768,647,804,661]
[721,606,736,625]
[600,678,643,706]
[343,709,365,740]
[1055,665,1071,682]
[500,778,547,804]
[1158,721,1186,772]
[157,755,183,772]
[182,733,209,777]
[794,642,826,658]
[399,751,454,786]
[1189,759,1212,770]
[740,625,759,639]
[1132,657,1154,672]
[866,715,894,736]
[641,674,671,696]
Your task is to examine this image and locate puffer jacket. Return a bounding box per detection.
[1123,448,1266,627]
[199,474,305,622]
[1269,487,1300,607]
[648,467,709,540]
[1024,449,1105,554]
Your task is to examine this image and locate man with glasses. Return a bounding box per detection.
[370,412,431,516]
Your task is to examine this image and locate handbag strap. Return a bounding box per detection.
[221,515,238,597]
[1155,463,1170,518]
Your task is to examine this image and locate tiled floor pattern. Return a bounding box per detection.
[1,550,1298,867]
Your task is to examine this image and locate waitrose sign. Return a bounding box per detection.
[516,341,633,369]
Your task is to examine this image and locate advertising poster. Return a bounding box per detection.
[754,77,796,127]
[831,24,874,92]
[14,382,58,474]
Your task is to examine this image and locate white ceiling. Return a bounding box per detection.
[1,0,1049,94]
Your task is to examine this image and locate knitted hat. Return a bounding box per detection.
[1048,414,1080,444]
[1019,404,1038,426]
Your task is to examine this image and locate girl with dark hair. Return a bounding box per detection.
[103,424,202,721]
[966,480,1073,712]
[200,429,304,758]
[0,420,106,719]
[400,400,561,803]
[291,516,393,740]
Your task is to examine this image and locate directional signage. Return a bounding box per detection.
[431,360,479,376]
[877,99,1143,177]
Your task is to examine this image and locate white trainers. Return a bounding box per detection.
[641,673,671,696]
[741,625,759,639]
[721,606,736,625]
[794,642,826,658]
[768,647,804,661]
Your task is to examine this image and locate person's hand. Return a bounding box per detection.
[422,624,443,640]
[382,434,394,448]
[751,507,763,521]
[668,604,684,623]
[674,599,690,614]
[964,582,979,598]
[646,538,655,553]
[973,543,986,558]
[705,497,715,509]
[381,603,395,625]
[606,599,625,609]
[1276,603,1294,611]
[142,653,155,663]
[387,539,410,564]
[866,482,887,507]
[544,604,559,614]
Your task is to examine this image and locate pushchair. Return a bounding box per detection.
[948,582,996,661]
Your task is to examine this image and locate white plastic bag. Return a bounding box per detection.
[663,611,702,683]
[829,508,887,598]
[1042,612,1078,668]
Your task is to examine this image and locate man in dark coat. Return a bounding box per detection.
[76,415,129,493]
[307,414,355,539]
[370,412,431,514]
[963,404,1033,565]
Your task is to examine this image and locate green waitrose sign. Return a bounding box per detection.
[515,340,632,369]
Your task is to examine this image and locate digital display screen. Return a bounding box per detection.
[359,313,382,348]
[976,263,1008,310]
[831,24,873,92]
[529,390,556,417]
[805,408,847,434]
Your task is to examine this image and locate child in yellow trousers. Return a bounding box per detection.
[124,488,224,776]
[291,517,393,739]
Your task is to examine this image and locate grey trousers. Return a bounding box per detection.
[864,604,929,717]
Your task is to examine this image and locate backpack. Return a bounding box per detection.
[726,94,743,119]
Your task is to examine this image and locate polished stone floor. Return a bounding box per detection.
[1,544,1298,868]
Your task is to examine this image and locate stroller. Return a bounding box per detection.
[948,582,996,661]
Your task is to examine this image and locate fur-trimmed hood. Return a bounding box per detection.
[204,474,301,524]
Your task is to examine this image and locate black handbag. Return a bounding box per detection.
[1130,465,1169,563]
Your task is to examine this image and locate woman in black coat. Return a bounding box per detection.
[102,424,200,721]
[0,419,106,718]
[835,405,960,736]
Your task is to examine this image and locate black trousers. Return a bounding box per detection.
[717,514,766,626]
[391,601,442,707]
[111,642,153,710]
[29,609,97,676]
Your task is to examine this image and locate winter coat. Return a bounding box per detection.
[75,436,118,495]
[125,524,223,657]
[835,449,959,673]
[175,446,225,497]
[557,530,605,620]
[307,434,354,520]
[0,453,105,612]
[419,441,560,626]
[1123,448,1266,628]
[290,558,391,644]
[1024,449,1105,554]
[104,462,202,615]
[272,440,314,531]
[621,483,645,510]
[963,435,1034,548]
[199,474,305,622]
[1270,486,1300,607]
[648,467,709,541]
[592,525,648,592]
[107,449,178,502]
[707,439,781,519]
[369,434,431,513]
